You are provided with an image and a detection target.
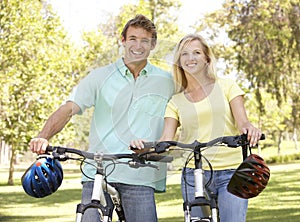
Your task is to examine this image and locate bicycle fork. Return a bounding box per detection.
[103,181,125,221]
[183,152,218,222]
[195,168,218,222]
[75,153,125,222]
[75,172,111,222]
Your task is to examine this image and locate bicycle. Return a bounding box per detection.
[139,133,266,222]
[23,145,173,222]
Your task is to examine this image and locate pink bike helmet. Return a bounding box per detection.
[227,154,270,199]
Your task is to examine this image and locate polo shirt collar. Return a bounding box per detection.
[116,58,152,77]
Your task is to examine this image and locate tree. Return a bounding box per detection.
[199,0,300,148]
[88,0,183,70]
[0,0,81,185]
[245,90,292,154]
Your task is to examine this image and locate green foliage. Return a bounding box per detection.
[245,89,292,141]
[0,0,86,183]
[145,0,183,68]
[267,153,300,164]
[0,0,186,165]
[81,29,120,68]
[203,0,299,103]
[199,0,300,147]
[95,0,183,70]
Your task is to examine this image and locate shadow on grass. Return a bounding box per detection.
[159,217,183,222]
[156,184,182,203]
[1,163,300,222]
[247,207,300,222]
[0,187,82,206]
[247,167,300,222]
[156,184,184,221]
[0,215,185,222]
[0,215,72,222]
[0,188,81,221]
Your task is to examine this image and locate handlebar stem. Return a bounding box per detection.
[194,168,205,198]
[193,149,205,198]
[92,174,106,205]
[94,152,104,167]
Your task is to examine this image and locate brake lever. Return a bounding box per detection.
[154,142,171,153]
[141,141,171,153]
[52,151,69,161]
[223,135,249,147]
[128,161,159,170]
[238,133,265,146]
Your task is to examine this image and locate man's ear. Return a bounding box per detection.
[121,36,126,46]
[151,41,156,50]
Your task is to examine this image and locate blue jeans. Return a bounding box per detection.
[81,181,157,222]
[181,168,248,222]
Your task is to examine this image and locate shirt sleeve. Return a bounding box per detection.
[223,78,245,102]
[164,99,179,121]
[67,70,99,114]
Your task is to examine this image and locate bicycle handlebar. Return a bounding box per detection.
[46,145,173,163]
[142,134,265,154]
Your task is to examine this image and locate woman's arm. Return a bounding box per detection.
[230,95,262,146]
[130,117,178,149]
[159,117,178,141]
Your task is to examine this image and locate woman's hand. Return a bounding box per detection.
[129,139,150,154]
[241,124,262,147]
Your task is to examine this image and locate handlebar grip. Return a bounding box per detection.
[241,133,265,141]
[146,155,173,163]
[143,142,157,148]
[143,141,171,153]
[46,146,54,152]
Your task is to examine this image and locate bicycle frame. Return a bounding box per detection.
[183,146,218,222]
[46,146,173,222]
[75,153,124,222]
[143,133,265,222]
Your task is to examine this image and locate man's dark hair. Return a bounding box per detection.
[121,14,157,45]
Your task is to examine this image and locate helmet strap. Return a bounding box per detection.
[242,145,248,161]
[242,144,256,160]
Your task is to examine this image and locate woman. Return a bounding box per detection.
[130,34,261,222]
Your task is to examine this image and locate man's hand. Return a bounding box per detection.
[30,137,49,154]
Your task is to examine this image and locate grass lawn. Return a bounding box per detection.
[1,160,300,221]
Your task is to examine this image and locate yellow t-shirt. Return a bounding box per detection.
[165,78,245,170]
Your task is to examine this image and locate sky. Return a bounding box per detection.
[49,0,222,42]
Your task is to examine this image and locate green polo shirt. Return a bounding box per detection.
[68,58,174,191]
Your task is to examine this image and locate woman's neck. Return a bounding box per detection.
[185,74,214,93]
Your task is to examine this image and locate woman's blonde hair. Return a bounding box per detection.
[173,34,217,92]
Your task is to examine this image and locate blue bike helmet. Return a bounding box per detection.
[22,156,63,198]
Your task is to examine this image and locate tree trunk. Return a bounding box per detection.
[277,131,283,156]
[8,146,16,186]
[293,128,299,151]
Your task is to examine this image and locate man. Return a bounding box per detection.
[30,14,174,222]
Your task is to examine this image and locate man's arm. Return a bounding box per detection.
[30,101,81,154]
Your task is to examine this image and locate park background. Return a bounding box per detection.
[0,0,299,221]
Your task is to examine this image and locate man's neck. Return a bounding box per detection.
[123,58,147,79]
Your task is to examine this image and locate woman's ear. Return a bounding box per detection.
[206,57,210,64]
